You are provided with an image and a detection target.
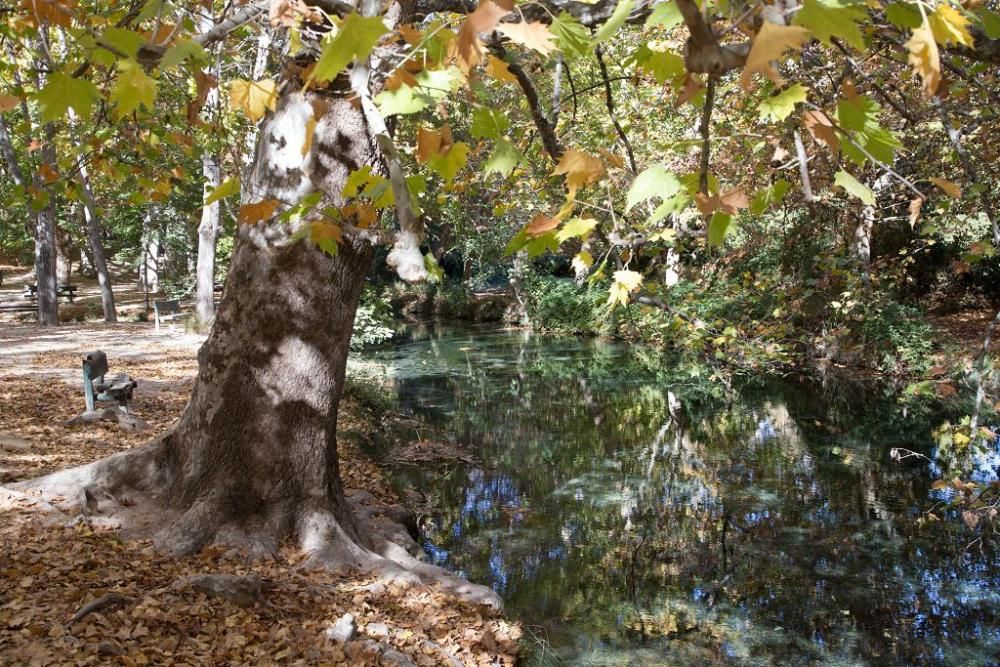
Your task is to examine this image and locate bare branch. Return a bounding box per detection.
[792,129,813,201]
[595,45,637,174]
[490,42,563,161]
[698,76,716,194]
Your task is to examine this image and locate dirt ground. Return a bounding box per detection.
[0,323,519,666]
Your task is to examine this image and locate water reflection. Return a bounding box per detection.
[365,323,1000,666]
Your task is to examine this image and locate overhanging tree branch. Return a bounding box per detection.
[489,42,563,161]
[595,45,637,174]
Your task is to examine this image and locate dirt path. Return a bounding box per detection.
[0,323,519,666]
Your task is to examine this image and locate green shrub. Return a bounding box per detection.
[351,287,395,351]
[858,301,934,376]
[521,275,611,336]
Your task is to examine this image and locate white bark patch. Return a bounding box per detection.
[386,231,427,283]
[256,92,316,203]
[256,338,330,411]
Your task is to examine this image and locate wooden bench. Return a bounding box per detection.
[153,299,187,331]
[82,350,137,413]
[0,302,37,316]
[22,284,79,302]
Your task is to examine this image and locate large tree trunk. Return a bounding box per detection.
[195,154,221,324]
[11,88,498,605]
[154,90,379,558]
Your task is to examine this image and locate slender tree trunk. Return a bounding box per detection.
[34,193,59,324]
[0,115,34,239]
[195,155,221,323]
[78,163,117,321]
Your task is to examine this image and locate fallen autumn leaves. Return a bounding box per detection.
[1,324,520,666]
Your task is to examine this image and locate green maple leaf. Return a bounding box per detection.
[111,59,157,117]
[204,178,239,205]
[885,2,922,29]
[975,8,1000,39]
[160,39,209,70]
[758,84,808,122]
[836,95,900,167]
[374,67,462,117]
[834,169,875,205]
[101,28,147,58]
[483,138,522,179]
[750,180,791,215]
[634,45,684,84]
[37,72,102,122]
[593,0,635,44]
[792,0,867,50]
[645,0,683,29]
[556,217,598,243]
[470,108,509,140]
[551,12,590,57]
[311,13,388,83]
[428,143,470,182]
[626,165,681,212]
[707,212,733,246]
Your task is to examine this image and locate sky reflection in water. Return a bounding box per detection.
[366,323,1000,666]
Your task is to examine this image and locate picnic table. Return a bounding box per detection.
[22,284,80,302]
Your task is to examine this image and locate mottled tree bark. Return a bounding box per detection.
[34,197,59,325]
[11,10,500,608]
[195,155,221,324]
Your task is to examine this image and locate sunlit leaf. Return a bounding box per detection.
[111,59,157,117]
[740,22,810,91]
[229,78,277,122]
[593,0,635,45]
[37,72,101,122]
[792,0,866,50]
[626,166,681,212]
[834,169,875,205]
[608,269,642,307]
[204,178,239,205]
[483,138,522,178]
[758,84,808,122]
[311,13,388,82]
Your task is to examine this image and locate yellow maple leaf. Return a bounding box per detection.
[416,125,452,163]
[0,94,20,112]
[299,117,317,157]
[238,199,281,224]
[929,177,961,198]
[929,5,974,47]
[497,21,557,56]
[906,20,941,97]
[229,79,278,122]
[310,220,344,243]
[608,270,643,307]
[552,149,605,195]
[739,22,810,91]
[486,55,519,84]
[525,214,559,238]
[599,148,625,169]
[455,1,512,71]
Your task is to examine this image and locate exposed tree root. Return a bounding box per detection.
[5,439,503,611]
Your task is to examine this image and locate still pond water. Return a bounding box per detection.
[365,323,1000,666]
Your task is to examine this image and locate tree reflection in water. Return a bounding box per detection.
[366,323,1000,666]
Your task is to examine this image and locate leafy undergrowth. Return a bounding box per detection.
[0,330,520,665]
